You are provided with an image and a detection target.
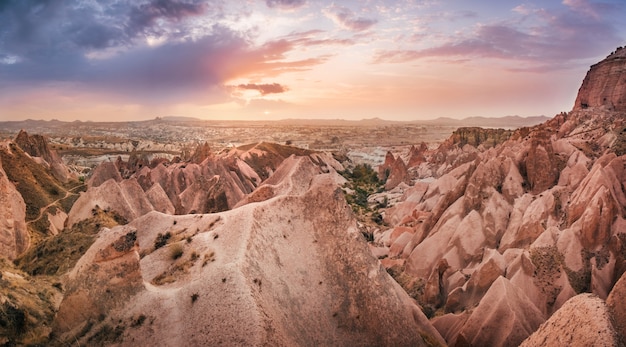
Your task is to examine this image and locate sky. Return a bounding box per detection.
[0,0,625,122]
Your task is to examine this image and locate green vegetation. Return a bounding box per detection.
[15,208,127,276]
[0,144,76,222]
[0,258,60,345]
[341,164,382,211]
[340,164,386,229]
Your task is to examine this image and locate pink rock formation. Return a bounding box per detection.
[374,48,626,346]
[435,276,544,347]
[523,131,559,194]
[72,143,344,226]
[0,158,29,260]
[14,129,72,183]
[384,154,410,190]
[408,143,428,167]
[88,161,122,188]
[378,151,396,181]
[607,271,626,343]
[54,160,444,346]
[574,47,626,112]
[520,294,620,347]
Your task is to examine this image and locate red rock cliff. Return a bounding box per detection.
[574,46,626,112]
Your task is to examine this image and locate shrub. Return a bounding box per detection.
[169,243,184,260]
[154,232,171,249]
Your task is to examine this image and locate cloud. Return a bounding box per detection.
[562,0,604,19]
[280,30,355,47]
[237,83,288,95]
[265,0,306,10]
[126,0,209,37]
[373,2,621,71]
[0,0,332,104]
[322,5,377,32]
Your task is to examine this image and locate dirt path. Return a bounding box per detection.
[26,184,85,226]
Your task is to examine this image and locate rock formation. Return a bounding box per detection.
[54,157,444,346]
[446,127,513,149]
[607,271,626,344]
[0,138,76,238]
[574,46,626,112]
[374,48,626,346]
[0,153,29,260]
[14,130,72,183]
[68,142,342,225]
[520,294,620,347]
[378,151,411,190]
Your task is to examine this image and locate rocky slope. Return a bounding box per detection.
[372,49,626,346]
[0,136,83,243]
[0,154,29,260]
[574,46,626,112]
[52,156,444,346]
[14,130,73,183]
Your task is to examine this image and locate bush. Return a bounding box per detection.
[154,232,171,249]
[169,243,183,260]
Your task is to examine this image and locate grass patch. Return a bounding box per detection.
[16,208,126,276]
[0,144,68,221]
[0,259,59,345]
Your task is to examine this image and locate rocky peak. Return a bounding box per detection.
[189,142,212,164]
[408,143,428,167]
[14,130,55,164]
[574,46,626,112]
[446,127,513,149]
[378,151,396,180]
[14,129,71,182]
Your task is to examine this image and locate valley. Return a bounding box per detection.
[0,48,625,346]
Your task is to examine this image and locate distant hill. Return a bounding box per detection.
[0,115,551,135]
[157,116,203,122]
[418,115,551,128]
[275,115,550,128]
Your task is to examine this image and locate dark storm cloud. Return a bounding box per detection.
[126,0,208,37]
[265,0,306,10]
[0,0,228,92]
[0,0,214,62]
[237,83,288,95]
